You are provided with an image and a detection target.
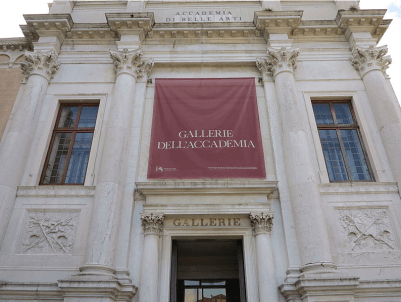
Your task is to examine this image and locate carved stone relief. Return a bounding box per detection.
[19,211,79,254]
[338,208,397,252]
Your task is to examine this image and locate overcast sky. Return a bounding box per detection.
[0,0,400,99]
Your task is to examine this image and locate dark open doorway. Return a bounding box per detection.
[170,239,246,302]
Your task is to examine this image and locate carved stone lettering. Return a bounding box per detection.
[338,209,397,252]
[19,211,79,254]
[171,217,241,227]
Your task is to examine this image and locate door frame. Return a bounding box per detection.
[158,227,259,302]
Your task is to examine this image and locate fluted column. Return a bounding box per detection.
[0,50,59,247]
[82,48,153,275]
[351,45,401,185]
[139,214,164,302]
[250,213,279,302]
[257,48,334,272]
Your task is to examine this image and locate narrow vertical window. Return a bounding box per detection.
[41,104,98,185]
[312,101,372,182]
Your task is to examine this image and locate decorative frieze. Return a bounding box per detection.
[20,50,60,81]
[250,213,274,235]
[19,211,79,254]
[256,47,299,80]
[141,213,165,236]
[351,45,392,77]
[338,208,397,252]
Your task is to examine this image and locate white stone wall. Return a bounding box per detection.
[0,1,400,301]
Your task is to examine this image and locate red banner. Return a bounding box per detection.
[148,78,266,179]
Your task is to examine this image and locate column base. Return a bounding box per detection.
[300,262,337,274]
[280,271,360,302]
[58,266,137,302]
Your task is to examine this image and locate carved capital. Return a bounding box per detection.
[351,45,392,78]
[136,58,154,82]
[257,47,299,80]
[141,213,164,236]
[250,213,274,235]
[20,50,59,82]
[110,48,153,79]
[256,58,273,82]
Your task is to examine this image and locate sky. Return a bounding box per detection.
[0,0,400,99]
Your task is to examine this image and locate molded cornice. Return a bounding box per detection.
[336,9,391,41]
[106,12,155,41]
[254,10,303,38]
[23,14,74,38]
[136,180,278,197]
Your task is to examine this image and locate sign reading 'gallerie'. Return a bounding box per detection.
[148,78,266,179]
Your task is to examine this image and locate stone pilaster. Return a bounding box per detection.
[250,213,279,302]
[257,48,335,273]
[139,214,164,302]
[351,45,401,187]
[0,50,59,247]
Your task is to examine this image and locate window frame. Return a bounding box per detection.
[40,103,99,185]
[312,100,374,182]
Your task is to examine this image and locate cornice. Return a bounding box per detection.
[148,22,262,42]
[136,180,278,196]
[254,10,303,37]
[336,9,391,41]
[0,38,32,52]
[106,12,155,41]
[64,24,118,43]
[23,14,74,38]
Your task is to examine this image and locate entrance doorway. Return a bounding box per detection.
[170,240,246,302]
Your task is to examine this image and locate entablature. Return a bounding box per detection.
[136,180,278,197]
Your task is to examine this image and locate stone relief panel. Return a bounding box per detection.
[19,211,79,254]
[338,208,397,252]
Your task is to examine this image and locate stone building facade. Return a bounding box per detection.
[0,1,401,301]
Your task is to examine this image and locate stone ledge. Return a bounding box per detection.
[136,180,278,196]
[319,182,398,195]
[58,277,137,302]
[17,186,96,197]
[0,282,62,300]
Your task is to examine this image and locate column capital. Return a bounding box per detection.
[256,47,299,80]
[351,45,392,78]
[250,213,274,235]
[141,213,164,236]
[110,48,154,79]
[136,58,154,82]
[20,50,60,82]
